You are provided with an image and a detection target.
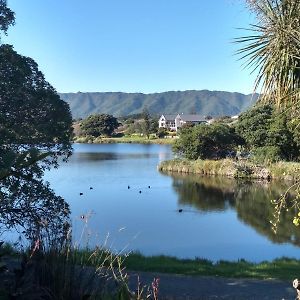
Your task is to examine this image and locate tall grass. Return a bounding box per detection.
[159,159,300,181]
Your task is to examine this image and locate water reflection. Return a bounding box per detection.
[72,152,157,163]
[167,172,299,246]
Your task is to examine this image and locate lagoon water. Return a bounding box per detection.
[44,143,300,262]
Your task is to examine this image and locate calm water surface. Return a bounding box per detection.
[44,143,300,262]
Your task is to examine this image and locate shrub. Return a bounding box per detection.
[173,124,244,160]
[252,146,282,164]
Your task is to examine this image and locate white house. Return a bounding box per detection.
[159,114,208,131]
[158,114,178,131]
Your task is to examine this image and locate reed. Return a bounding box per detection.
[159,159,300,181]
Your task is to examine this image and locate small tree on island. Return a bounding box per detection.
[80,113,119,137]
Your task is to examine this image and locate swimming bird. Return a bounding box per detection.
[128,185,130,189]
[90,187,93,190]
[139,190,142,194]
[178,209,183,213]
[79,192,83,196]
[148,185,151,189]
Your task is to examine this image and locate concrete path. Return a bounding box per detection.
[128,271,296,300]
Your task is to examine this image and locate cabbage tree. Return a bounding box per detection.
[237,0,300,108]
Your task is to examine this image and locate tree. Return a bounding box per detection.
[0,1,72,244]
[0,0,15,41]
[142,108,151,139]
[0,45,73,240]
[235,105,273,147]
[235,105,299,160]
[237,0,300,107]
[173,124,244,160]
[0,45,73,178]
[80,114,119,137]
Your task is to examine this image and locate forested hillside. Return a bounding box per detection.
[59,90,258,119]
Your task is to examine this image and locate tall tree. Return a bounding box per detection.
[0,45,73,178]
[142,108,151,139]
[0,0,15,41]
[237,0,300,108]
[0,1,72,244]
[81,114,119,137]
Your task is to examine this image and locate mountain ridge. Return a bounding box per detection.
[59,90,258,119]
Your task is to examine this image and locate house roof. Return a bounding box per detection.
[177,114,207,122]
[161,114,177,121]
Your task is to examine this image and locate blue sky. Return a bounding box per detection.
[4,0,256,94]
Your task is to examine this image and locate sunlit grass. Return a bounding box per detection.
[74,135,175,145]
[159,158,300,181]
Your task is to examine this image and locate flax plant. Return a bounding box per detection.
[237,0,300,108]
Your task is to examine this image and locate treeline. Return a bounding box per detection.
[174,104,300,164]
[74,110,171,141]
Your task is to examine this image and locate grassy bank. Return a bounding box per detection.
[124,254,300,280]
[2,244,300,281]
[70,249,300,280]
[158,158,300,181]
[74,135,175,145]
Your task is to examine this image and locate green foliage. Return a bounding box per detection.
[237,0,300,107]
[0,0,15,40]
[235,105,299,160]
[157,127,168,138]
[0,44,73,242]
[142,108,151,139]
[235,105,273,147]
[124,117,158,137]
[252,146,282,164]
[124,252,300,280]
[0,44,73,172]
[81,114,119,137]
[173,124,244,160]
[0,4,72,247]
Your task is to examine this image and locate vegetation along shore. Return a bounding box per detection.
[158,159,300,181]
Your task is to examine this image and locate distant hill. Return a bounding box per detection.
[59,90,258,119]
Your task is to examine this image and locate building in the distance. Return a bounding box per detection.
[158,114,209,132]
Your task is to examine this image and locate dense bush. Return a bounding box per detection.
[173,123,244,160]
[80,114,119,137]
[252,146,282,164]
[235,105,299,161]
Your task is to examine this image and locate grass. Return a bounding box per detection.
[2,241,300,286]
[73,134,176,145]
[159,158,300,181]
[124,254,300,280]
[63,248,300,281]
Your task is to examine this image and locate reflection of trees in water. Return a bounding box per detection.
[234,184,300,246]
[171,174,236,211]
[170,173,300,246]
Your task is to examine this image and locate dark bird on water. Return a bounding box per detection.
[128,186,130,189]
[178,209,183,213]
[148,186,151,189]
[90,187,93,190]
[79,192,83,196]
[139,190,142,194]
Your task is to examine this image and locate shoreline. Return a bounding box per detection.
[158,158,300,181]
[73,136,175,145]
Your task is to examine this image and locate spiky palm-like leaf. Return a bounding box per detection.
[236,0,300,108]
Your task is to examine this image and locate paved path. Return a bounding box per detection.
[128,271,296,300]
